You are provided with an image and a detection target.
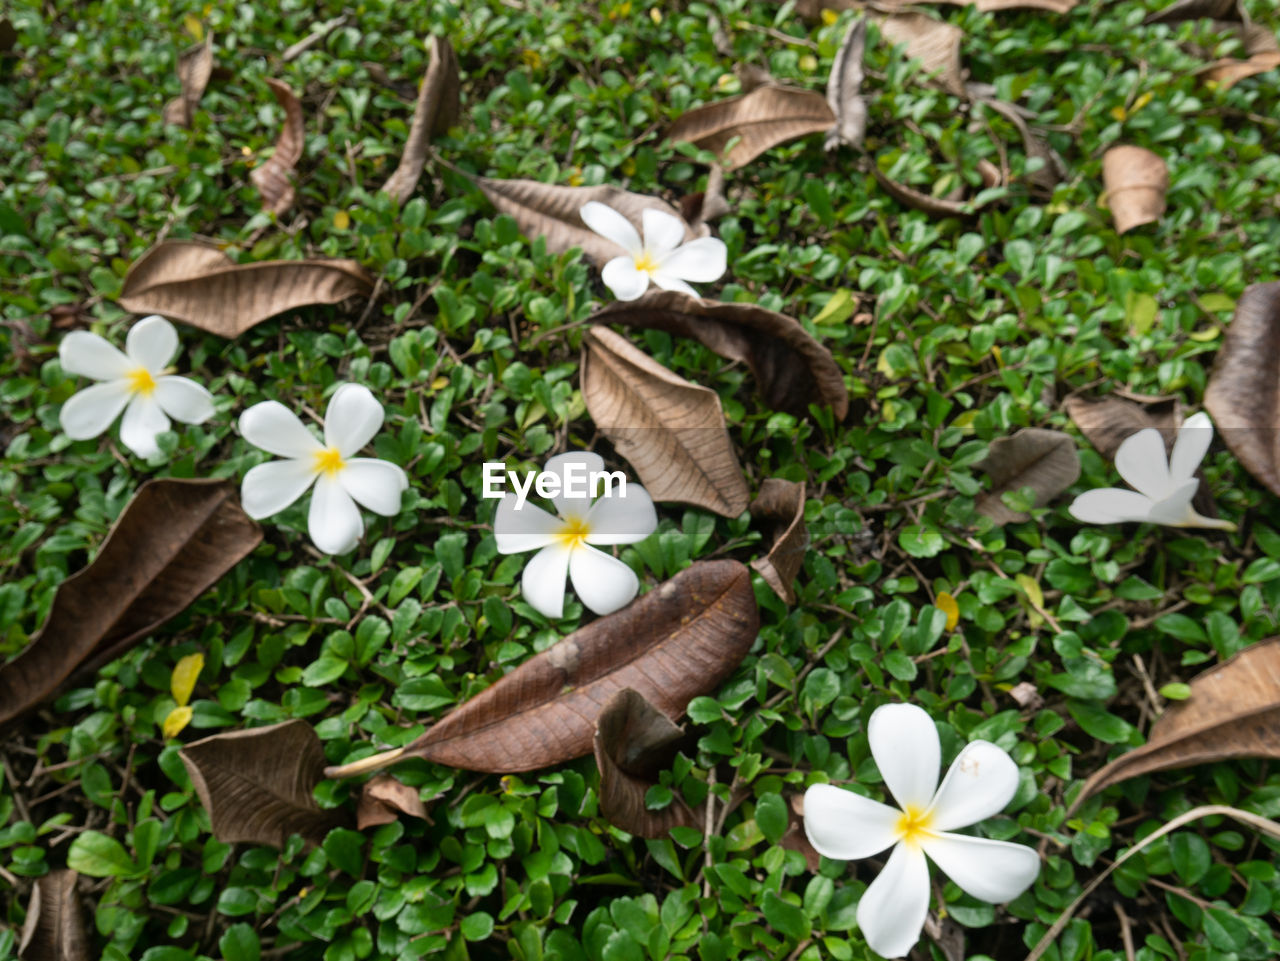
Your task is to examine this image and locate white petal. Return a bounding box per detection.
[921,833,1040,904]
[337,458,408,516]
[568,545,639,615]
[655,236,727,283]
[1146,478,1202,526]
[239,401,323,459]
[125,315,178,372]
[856,843,931,959]
[521,543,572,618]
[649,271,699,297]
[308,473,364,555]
[154,376,214,424]
[240,459,318,519]
[325,383,385,457]
[1068,488,1158,524]
[641,208,687,258]
[542,451,607,519]
[119,394,171,459]
[585,483,657,545]
[927,741,1019,831]
[1114,428,1173,500]
[60,331,133,381]
[580,202,642,255]
[601,256,652,301]
[868,703,940,811]
[1169,412,1214,482]
[801,784,902,861]
[59,381,132,440]
[495,495,563,554]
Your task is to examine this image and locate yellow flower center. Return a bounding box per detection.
[127,367,157,396]
[313,446,346,477]
[557,515,591,550]
[633,251,658,274]
[895,805,936,848]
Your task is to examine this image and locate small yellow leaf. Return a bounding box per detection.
[162,705,193,739]
[1188,326,1219,342]
[171,653,205,707]
[799,54,818,72]
[992,345,1005,369]
[821,9,840,25]
[1109,105,1126,122]
[333,210,351,230]
[621,157,637,177]
[936,592,960,632]
[184,14,204,41]
[649,7,662,23]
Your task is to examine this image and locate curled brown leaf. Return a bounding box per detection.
[877,12,966,97]
[665,84,835,170]
[975,428,1081,524]
[826,17,867,150]
[163,35,213,128]
[356,775,435,830]
[381,36,461,204]
[250,78,305,216]
[1103,145,1167,234]
[749,479,808,604]
[19,870,88,961]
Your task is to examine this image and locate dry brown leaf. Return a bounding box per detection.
[1205,282,1280,499]
[779,792,822,872]
[0,19,16,54]
[18,871,89,961]
[119,240,373,338]
[582,326,750,517]
[476,179,705,267]
[665,84,835,170]
[709,13,734,57]
[826,17,867,150]
[878,13,966,97]
[1064,394,1181,462]
[181,719,348,848]
[975,428,1081,525]
[1072,637,1280,810]
[163,35,213,128]
[1144,0,1240,25]
[680,166,732,227]
[1197,51,1280,88]
[1103,145,1167,234]
[325,560,759,777]
[591,290,848,420]
[250,78,305,216]
[381,36,461,204]
[735,63,779,93]
[594,688,700,838]
[0,480,261,728]
[795,0,1077,13]
[870,163,979,218]
[356,775,435,830]
[749,479,808,604]
[981,98,1066,191]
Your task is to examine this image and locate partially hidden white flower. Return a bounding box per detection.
[1069,412,1234,531]
[238,384,409,555]
[58,315,216,459]
[803,703,1040,959]
[580,201,727,301]
[494,452,657,618]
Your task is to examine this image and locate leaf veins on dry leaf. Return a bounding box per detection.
[0,479,260,728]
[381,35,461,204]
[749,479,809,604]
[1102,145,1167,234]
[250,78,305,216]
[326,560,759,777]
[582,325,750,517]
[664,84,835,170]
[162,34,213,128]
[826,17,868,150]
[19,870,88,961]
[975,428,1081,525]
[119,240,373,338]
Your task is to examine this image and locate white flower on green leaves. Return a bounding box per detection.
[580,201,727,301]
[803,703,1040,959]
[58,315,215,459]
[1069,412,1234,530]
[238,384,408,555]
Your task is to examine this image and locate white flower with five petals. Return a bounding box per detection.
[494,452,657,618]
[1069,412,1234,530]
[238,384,409,555]
[58,315,216,459]
[580,202,727,301]
[803,703,1040,959]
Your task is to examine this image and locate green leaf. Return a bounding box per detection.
[67,831,140,877]
[762,891,810,941]
[756,793,788,844]
[220,924,261,961]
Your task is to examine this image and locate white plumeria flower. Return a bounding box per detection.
[580,201,727,301]
[494,452,657,618]
[1069,412,1234,531]
[58,315,215,459]
[803,703,1040,960]
[238,384,409,555]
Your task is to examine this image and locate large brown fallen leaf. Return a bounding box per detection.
[181,720,348,847]
[664,84,835,170]
[750,479,808,604]
[591,290,848,420]
[381,35,461,204]
[795,0,1077,15]
[594,688,700,838]
[975,428,1081,525]
[356,775,435,830]
[18,871,88,961]
[1144,0,1239,24]
[1205,282,1280,499]
[250,78,305,216]
[1196,23,1280,89]
[1064,393,1181,461]
[878,13,966,97]
[826,18,867,150]
[1103,146,1167,234]
[162,35,213,128]
[0,480,260,728]
[476,179,705,267]
[326,560,758,776]
[582,326,750,517]
[1071,637,1280,812]
[118,240,373,338]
